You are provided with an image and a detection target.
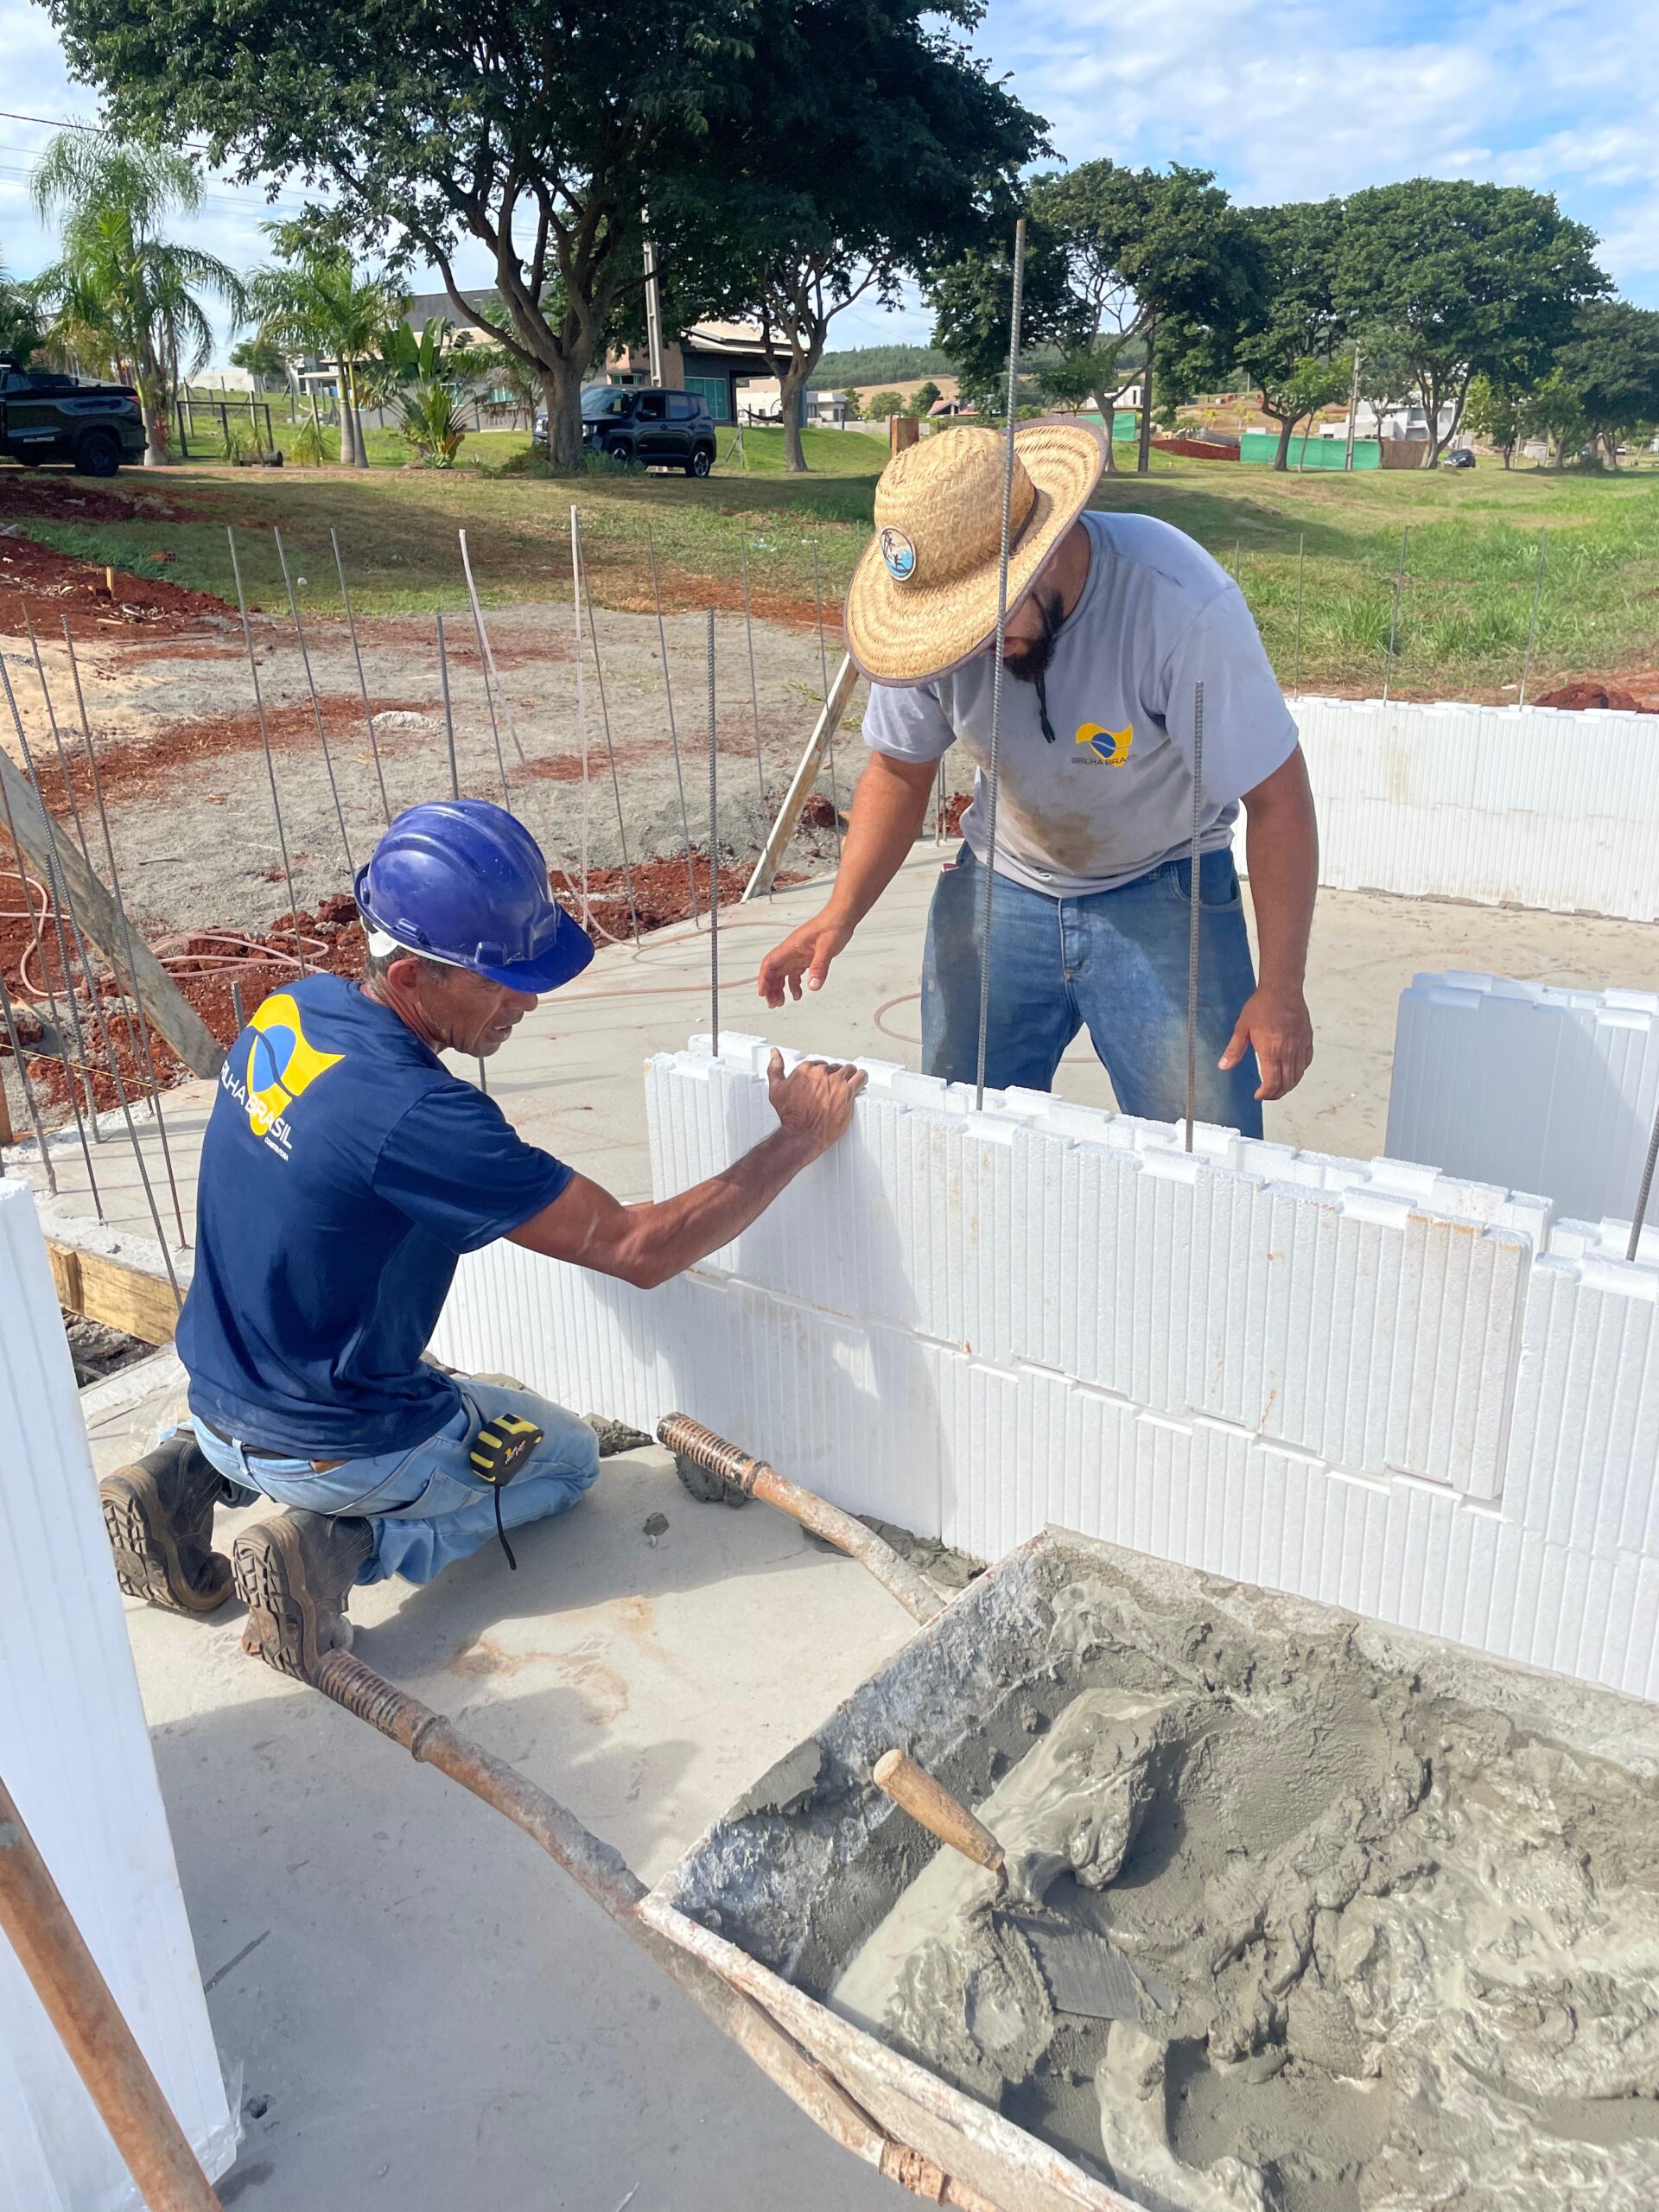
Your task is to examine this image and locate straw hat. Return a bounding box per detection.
[846,423,1103,687]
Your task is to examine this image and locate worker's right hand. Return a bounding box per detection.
[767,1050,867,1154]
[757,912,852,1007]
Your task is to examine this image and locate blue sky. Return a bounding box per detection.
[0,0,1649,359]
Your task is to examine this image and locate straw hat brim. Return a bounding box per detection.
[847,424,1104,688]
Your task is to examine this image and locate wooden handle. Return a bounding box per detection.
[872,1749,1005,1879]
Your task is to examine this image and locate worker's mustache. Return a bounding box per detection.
[1001,589,1065,683]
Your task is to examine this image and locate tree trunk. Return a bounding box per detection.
[337,365,357,467]
[780,341,823,474]
[1136,324,1155,474]
[543,359,586,474]
[1270,413,1294,471]
[1092,382,1118,471]
[348,363,369,469]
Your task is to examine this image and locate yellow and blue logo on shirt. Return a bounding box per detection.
[241,991,344,1141]
[1075,721,1134,767]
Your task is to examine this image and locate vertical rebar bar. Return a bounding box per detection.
[231,978,246,1033]
[645,524,701,927]
[58,625,189,1247]
[708,609,718,1057]
[974,216,1027,1113]
[436,616,460,801]
[274,527,354,874]
[739,533,768,822]
[569,505,592,928]
[1293,532,1306,690]
[1382,525,1408,702]
[573,515,643,945]
[228,529,306,967]
[0,759,97,1209]
[0,959,56,1192]
[331,527,393,825]
[1519,532,1550,707]
[810,536,843,861]
[27,615,92,865]
[455,535,511,807]
[1185,681,1205,1154]
[1627,1099,1659,1262]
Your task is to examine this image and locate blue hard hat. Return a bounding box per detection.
[354,800,594,995]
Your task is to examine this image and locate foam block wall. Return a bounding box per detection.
[0,1180,238,2212]
[433,1039,1659,1707]
[1290,695,1659,921]
[1387,971,1659,1224]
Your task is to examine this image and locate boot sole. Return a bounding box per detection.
[232,1518,331,1681]
[99,1468,231,1616]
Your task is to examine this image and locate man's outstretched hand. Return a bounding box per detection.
[1219,984,1313,1102]
[758,913,852,1008]
[767,1048,866,1154]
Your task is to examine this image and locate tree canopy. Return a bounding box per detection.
[1232,200,1347,467]
[1551,299,1659,462]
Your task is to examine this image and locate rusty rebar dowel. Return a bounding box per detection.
[0,1772,224,2212]
[309,1652,983,2206]
[227,530,306,969]
[58,625,190,1249]
[274,527,354,874]
[645,524,701,927]
[0,960,58,1192]
[658,1414,944,1624]
[330,526,393,824]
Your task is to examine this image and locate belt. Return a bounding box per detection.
[198,1416,344,1474]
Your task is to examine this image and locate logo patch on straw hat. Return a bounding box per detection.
[879,526,917,582]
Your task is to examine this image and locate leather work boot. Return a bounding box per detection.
[232,1512,374,1681]
[99,1433,233,1616]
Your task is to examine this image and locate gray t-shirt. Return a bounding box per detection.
[861,511,1299,897]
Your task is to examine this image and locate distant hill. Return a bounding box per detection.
[813,343,956,389]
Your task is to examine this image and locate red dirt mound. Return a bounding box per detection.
[0,530,233,638]
[1533,680,1656,713]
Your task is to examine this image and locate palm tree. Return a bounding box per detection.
[0,248,43,365]
[249,232,403,469]
[30,135,247,466]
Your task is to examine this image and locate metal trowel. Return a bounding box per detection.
[871,1748,1175,2023]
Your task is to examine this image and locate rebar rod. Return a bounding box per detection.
[1185,681,1205,1154]
[0,763,97,1210]
[0,961,58,1192]
[974,216,1027,1112]
[573,513,643,944]
[274,527,354,874]
[708,610,719,1055]
[59,623,190,1247]
[436,616,460,801]
[1293,532,1305,690]
[455,537,511,807]
[569,505,592,928]
[227,530,306,968]
[645,523,700,927]
[330,527,392,824]
[739,533,768,822]
[810,536,843,862]
[1627,1097,1659,1262]
[1519,532,1549,707]
[26,615,92,865]
[1382,525,1408,702]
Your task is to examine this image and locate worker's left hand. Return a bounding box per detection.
[1219,984,1313,1102]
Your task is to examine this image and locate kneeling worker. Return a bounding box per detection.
[760,427,1318,1132]
[100,800,864,1677]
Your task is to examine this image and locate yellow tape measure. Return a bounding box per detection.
[468,1413,543,1489]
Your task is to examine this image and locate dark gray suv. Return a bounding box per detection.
[536,385,717,475]
[0,357,148,474]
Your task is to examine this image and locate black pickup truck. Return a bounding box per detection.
[0,355,148,474]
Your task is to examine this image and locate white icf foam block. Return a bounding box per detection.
[0,1180,238,2212]
[1291,695,1659,921]
[440,1039,1659,1706]
[1386,971,1659,1225]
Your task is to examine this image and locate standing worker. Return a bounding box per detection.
[99,800,865,1678]
[759,427,1318,1131]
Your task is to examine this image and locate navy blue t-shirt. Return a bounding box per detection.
[179,974,572,1456]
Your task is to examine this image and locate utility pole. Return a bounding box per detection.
[1344,350,1361,472]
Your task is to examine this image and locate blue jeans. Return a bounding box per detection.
[190,1380,601,1586]
[921,847,1263,1136]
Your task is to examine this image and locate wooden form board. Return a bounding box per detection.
[47,1241,179,1344]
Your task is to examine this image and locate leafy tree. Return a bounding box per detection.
[1462,372,1522,467]
[231,334,285,388]
[1519,368,1586,467]
[1037,346,1117,414]
[1233,200,1347,468]
[908,378,942,417]
[1336,179,1606,465]
[1551,299,1659,465]
[52,0,766,473]
[868,388,904,418]
[1349,321,1419,445]
[29,135,246,463]
[376,314,472,462]
[840,385,863,422]
[250,226,403,467]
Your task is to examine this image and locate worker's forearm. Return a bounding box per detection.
[823,755,936,929]
[586,1129,819,1289]
[1243,774,1318,992]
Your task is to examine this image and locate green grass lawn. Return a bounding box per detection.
[6,427,1657,699]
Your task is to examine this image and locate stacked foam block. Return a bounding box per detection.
[1290,696,1659,922]
[1387,971,1659,1224]
[434,1035,1659,1704]
[0,1180,238,2211]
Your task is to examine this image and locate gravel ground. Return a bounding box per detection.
[3,597,874,936]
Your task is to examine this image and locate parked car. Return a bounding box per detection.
[0,355,147,474]
[533,385,717,475]
[1444,447,1478,469]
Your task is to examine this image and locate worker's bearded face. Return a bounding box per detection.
[1001,582,1065,683]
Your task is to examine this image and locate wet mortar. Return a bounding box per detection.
[669,1544,1659,2212]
